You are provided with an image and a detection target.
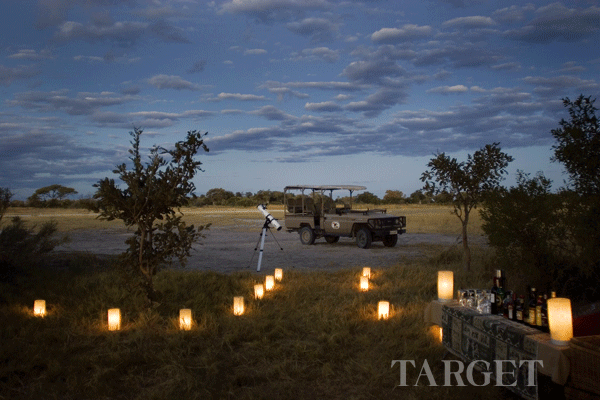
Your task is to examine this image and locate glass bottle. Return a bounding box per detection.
[527,287,537,326]
[491,277,498,314]
[516,295,525,323]
[536,295,543,327]
[496,277,505,316]
[541,294,549,332]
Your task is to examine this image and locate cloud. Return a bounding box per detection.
[91,109,216,128]
[412,42,501,68]
[187,60,207,73]
[8,49,54,60]
[211,93,268,101]
[0,65,41,86]
[8,90,136,115]
[504,3,600,43]
[244,48,267,55]
[290,47,339,63]
[442,16,496,29]
[342,59,407,84]
[304,101,342,112]
[147,75,203,90]
[54,20,148,45]
[220,0,331,22]
[250,105,296,121]
[344,87,408,117]
[286,17,338,41]
[371,24,432,43]
[427,85,469,94]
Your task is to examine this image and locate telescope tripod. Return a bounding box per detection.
[249,218,283,272]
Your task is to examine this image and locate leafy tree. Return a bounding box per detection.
[355,191,380,204]
[421,143,513,271]
[481,171,563,271]
[551,95,600,195]
[0,188,12,225]
[205,188,235,205]
[382,190,405,204]
[93,128,210,305]
[28,184,78,207]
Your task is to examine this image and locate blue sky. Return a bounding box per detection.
[1,0,599,200]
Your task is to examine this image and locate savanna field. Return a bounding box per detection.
[1,205,528,400]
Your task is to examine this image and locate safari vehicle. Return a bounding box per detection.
[283,185,406,248]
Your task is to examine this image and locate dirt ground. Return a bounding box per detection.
[55,225,487,274]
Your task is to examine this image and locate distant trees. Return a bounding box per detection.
[421,143,514,271]
[93,128,210,306]
[27,184,78,207]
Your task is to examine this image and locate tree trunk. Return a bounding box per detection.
[462,209,471,271]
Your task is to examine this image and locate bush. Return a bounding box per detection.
[0,217,67,282]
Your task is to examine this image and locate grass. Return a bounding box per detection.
[0,206,521,400]
[4,204,485,236]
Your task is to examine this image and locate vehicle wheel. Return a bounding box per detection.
[382,234,398,247]
[325,235,339,244]
[299,226,316,245]
[356,228,372,249]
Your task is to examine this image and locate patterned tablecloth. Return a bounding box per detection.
[424,300,571,400]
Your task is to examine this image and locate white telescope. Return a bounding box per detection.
[258,204,282,231]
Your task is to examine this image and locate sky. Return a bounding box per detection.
[1,0,599,201]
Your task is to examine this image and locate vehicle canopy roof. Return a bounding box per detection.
[284,185,366,192]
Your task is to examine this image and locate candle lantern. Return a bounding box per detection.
[33,299,46,317]
[108,308,121,331]
[254,284,264,300]
[437,271,454,302]
[378,301,390,320]
[547,297,573,346]
[265,275,275,291]
[362,267,371,279]
[233,296,245,316]
[179,309,192,331]
[274,268,283,282]
[360,276,369,292]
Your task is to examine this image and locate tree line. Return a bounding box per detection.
[8,185,447,208]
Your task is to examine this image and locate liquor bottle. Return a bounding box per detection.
[491,277,499,315]
[506,292,516,321]
[541,294,549,332]
[536,295,543,328]
[516,295,525,323]
[496,278,505,316]
[528,287,537,326]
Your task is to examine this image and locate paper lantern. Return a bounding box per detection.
[362,267,371,279]
[360,276,369,291]
[265,275,275,291]
[233,296,244,316]
[179,309,192,331]
[274,268,283,282]
[33,299,46,317]
[254,284,264,300]
[378,301,390,320]
[548,297,573,346]
[437,271,454,302]
[107,308,121,331]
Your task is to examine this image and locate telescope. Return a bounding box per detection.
[258,204,282,231]
[250,204,283,272]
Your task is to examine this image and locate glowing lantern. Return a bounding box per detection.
[33,300,46,317]
[179,309,192,331]
[437,326,443,343]
[233,296,244,316]
[437,271,454,302]
[274,268,283,282]
[360,276,369,291]
[362,267,371,279]
[254,284,264,300]
[265,275,275,291]
[107,308,121,331]
[378,301,390,320]
[548,297,573,346]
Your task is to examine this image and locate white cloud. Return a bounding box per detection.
[371,24,432,43]
[147,75,203,90]
[427,85,469,94]
[442,16,497,29]
[213,92,268,101]
[244,48,267,55]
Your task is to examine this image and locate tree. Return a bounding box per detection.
[421,143,513,271]
[355,191,380,204]
[28,184,78,207]
[551,95,600,195]
[93,128,210,305]
[382,190,405,204]
[0,188,12,225]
